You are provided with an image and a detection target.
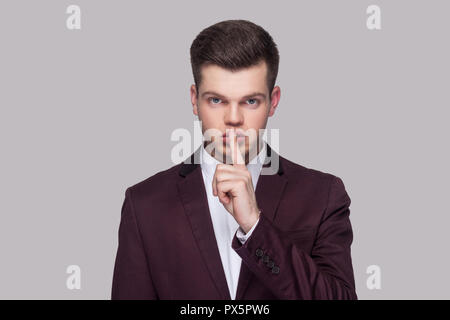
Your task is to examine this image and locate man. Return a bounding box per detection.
[111,19,357,300]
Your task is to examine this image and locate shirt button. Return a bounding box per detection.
[255,248,264,257]
[267,260,275,268]
[272,266,280,274]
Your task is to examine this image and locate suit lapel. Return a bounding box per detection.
[177,144,287,300]
[177,148,231,299]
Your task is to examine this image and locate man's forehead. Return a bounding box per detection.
[199,62,268,97]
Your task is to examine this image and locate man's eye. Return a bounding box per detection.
[246,99,258,105]
[210,97,222,104]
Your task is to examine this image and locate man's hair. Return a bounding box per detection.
[190,20,280,97]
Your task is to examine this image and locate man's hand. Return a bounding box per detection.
[212,130,261,233]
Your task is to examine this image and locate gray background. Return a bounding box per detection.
[0,0,448,299]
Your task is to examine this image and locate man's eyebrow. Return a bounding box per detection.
[201,91,267,99]
[242,92,267,99]
[201,91,226,99]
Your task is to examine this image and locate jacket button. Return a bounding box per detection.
[263,255,270,263]
[272,266,280,274]
[255,248,264,257]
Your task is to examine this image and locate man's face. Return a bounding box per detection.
[190,60,281,164]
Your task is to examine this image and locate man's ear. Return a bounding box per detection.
[190,84,199,116]
[268,85,281,117]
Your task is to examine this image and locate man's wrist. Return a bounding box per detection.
[236,214,260,244]
[241,208,261,234]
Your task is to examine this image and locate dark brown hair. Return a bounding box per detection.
[190,20,279,97]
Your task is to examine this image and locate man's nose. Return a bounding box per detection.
[224,103,244,125]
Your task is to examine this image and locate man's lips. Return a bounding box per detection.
[222,130,246,138]
[222,133,247,144]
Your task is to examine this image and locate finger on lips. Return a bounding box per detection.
[212,130,247,200]
[229,130,245,166]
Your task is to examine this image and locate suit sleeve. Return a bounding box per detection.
[111,188,159,299]
[231,176,357,300]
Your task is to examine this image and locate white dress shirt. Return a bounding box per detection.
[199,142,266,300]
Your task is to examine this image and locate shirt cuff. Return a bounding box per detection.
[235,217,260,244]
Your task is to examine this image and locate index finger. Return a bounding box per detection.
[229,130,245,166]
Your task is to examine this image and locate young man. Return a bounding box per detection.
[111,20,357,300]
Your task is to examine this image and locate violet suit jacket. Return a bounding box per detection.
[111,144,357,300]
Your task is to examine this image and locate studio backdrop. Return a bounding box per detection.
[0,0,449,299]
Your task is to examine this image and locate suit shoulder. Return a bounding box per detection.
[280,155,342,186]
[125,161,184,198]
[279,155,350,206]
